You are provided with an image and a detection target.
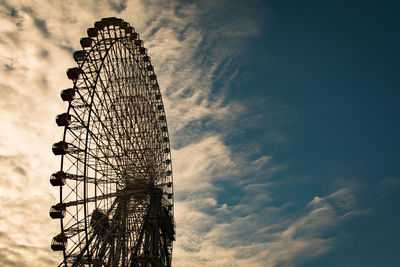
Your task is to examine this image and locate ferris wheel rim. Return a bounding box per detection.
[50,17,175,267]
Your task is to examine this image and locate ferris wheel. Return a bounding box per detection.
[49,17,175,267]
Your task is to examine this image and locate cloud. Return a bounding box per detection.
[109,0,128,13]
[0,1,365,267]
[0,155,61,266]
[0,0,259,265]
[173,185,356,267]
[173,136,236,195]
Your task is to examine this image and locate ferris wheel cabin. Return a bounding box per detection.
[50,171,66,186]
[49,203,66,219]
[51,233,67,251]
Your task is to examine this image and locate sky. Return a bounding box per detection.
[0,0,399,266]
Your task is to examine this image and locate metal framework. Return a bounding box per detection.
[50,17,175,267]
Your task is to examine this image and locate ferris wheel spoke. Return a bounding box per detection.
[65,106,132,178]
[106,199,128,265]
[105,44,150,141]
[61,147,116,176]
[67,195,125,266]
[64,187,153,207]
[90,72,144,165]
[89,200,142,266]
[86,132,127,176]
[51,17,174,266]
[95,70,149,170]
[74,104,135,175]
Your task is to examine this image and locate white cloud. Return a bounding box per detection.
[173,136,236,195]
[0,0,258,265]
[0,1,364,267]
[173,185,358,267]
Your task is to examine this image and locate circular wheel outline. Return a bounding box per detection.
[50,17,174,267]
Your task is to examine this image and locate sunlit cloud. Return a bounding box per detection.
[0,1,366,266]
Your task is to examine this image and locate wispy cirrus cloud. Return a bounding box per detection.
[0,1,366,266]
[172,182,358,267]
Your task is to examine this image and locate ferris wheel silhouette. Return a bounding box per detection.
[49,17,175,267]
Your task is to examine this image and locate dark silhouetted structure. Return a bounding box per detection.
[50,17,175,267]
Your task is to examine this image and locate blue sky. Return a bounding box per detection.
[223,0,400,265]
[0,0,399,266]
